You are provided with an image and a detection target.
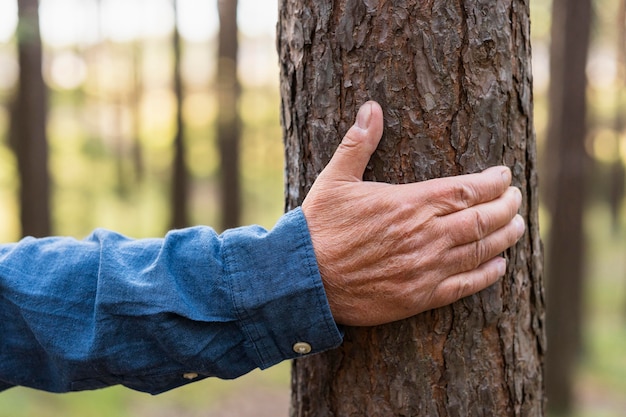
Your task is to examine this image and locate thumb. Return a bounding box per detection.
[324,101,384,181]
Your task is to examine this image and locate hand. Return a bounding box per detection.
[302,101,525,326]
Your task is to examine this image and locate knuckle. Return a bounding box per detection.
[461,278,475,299]
[469,240,487,269]
[339,131,360,151]
[471,209,489,240]
[453,210,490,245]
[452,182,478,209]
[455,277,475,301]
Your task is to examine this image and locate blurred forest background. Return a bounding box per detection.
[0,0,625,416]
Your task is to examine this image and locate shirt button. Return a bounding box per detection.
[293,342,312,355]
[183,372,199,380]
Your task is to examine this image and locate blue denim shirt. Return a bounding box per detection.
[0,208,343,394]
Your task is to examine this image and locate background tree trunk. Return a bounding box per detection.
[130,40,145,185]
[278,1,545,415]
[618,0,626,325]
[217,0,241,231]
[609,0,626,235]
[11,0,51,237]
[544,0,592,414]
[170,0,189,229]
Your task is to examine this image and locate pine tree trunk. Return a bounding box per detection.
[12,0,50,237]
[278,1,545,415]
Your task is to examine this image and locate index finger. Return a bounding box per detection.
[415,166,513,216]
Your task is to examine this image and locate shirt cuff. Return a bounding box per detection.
[222,207,343,369]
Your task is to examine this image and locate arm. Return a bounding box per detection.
[0,210,341,394]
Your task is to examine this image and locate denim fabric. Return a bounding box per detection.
[0,208,342,394]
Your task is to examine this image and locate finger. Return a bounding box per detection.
[417,166,513,216]
[449,214,525,273]
[323,101,385,182]
[442,186,522,246]
[428,257,507,309]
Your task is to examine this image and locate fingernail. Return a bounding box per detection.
[501,167,512,184]
[497,258,507,276]
[356,102,372,130]
[514,187,522,206]
[514,215,526,236]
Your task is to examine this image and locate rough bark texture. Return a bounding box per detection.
[544,0,591,413]
[11,0,50,237]
[278,1,545,416]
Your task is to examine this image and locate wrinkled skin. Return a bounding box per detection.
[303,101,525,326]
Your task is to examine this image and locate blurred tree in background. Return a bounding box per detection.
[170,0,189,229]
[544,0,592,414]
[216,0,241,230]
[10,0,50,237]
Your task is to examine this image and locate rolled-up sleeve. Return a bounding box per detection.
[0,207,342,394]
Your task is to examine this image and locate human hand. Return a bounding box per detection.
[302,101,525,326]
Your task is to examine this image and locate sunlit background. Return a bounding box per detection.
[0,0,282,242]
[0,0,625,416]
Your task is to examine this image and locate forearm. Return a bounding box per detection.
[0,208,342,394]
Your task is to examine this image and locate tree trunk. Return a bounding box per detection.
[131,40,145,185]
[609,0,626,234]
[544,0,592,414]
[217,0,241,231]
[171,0,189,229]
[11,0,51,237]
[278,1,545,416]
[617,0,626,324]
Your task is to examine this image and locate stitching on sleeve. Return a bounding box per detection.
[221,232,268,367]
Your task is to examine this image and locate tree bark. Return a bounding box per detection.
[278,1,545,415]
[544,0,592,414]
[11,0,51,237]
[217,0,241,231]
